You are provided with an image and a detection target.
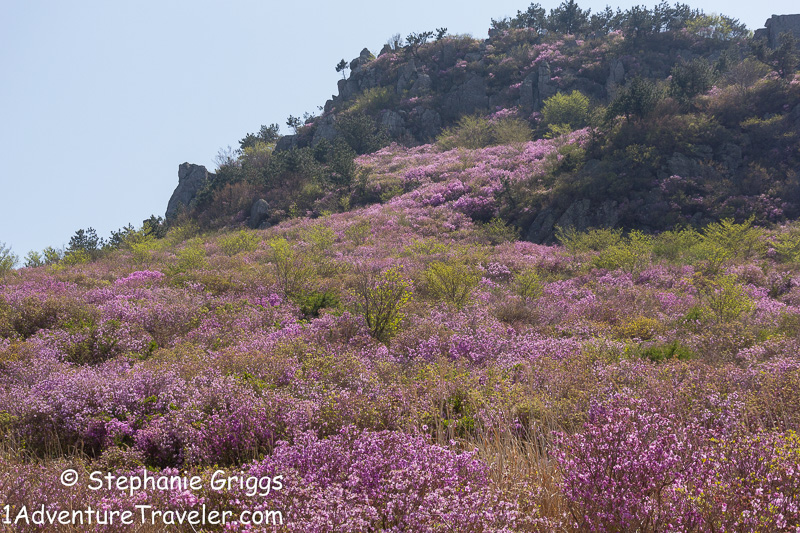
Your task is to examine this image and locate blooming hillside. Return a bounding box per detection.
[3,133,800,529]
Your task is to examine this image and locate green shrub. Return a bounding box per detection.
[424,260,480,308]
[700,216,764,260]
[268,238,312,296]
[352,266,413,342]
[437,115,533,150]
[556,226,623,253]
[349,87,395,115]
[513,269,543,300]
[637,341,695,363]
[773,227,800,263]
[491,117,532,145]
[437,115,493,150]
[541,91,590,131]
[171,244,208,273]
[294,290,340,319]
[695,273,755,322]
[479,217,520,245]
[591,230,653,273]
[217,230,261,256]
[652,227,702,262]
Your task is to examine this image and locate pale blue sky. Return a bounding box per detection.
[1,0,795,256]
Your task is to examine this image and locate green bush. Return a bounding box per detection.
[700,216,764,260]
[437,115,533,150]
[591,230,653,273]
[556,226,623,253]
[513,269,543,300]
[695,273,755,322]
[294,290,340,319]
[541,91,590,131]
[217,230,261,256]
[268,238,312,296]
[352,266,413,342]
[349,87,395,115]
[437,115,493,150]
[652,227,702,262]
[637,341,695,363]
[424,260,480,308]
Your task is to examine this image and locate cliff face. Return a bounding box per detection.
[754,14,800,48]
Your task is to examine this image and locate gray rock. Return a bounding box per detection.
[380,110,405,137]
[349,48,374,74]
[442,74,489,119]
[408,106,442,141]
[312,114,338,146]
[755,14,800,48]
[379,44,392,57]
[396,59,417,93]
[275,135,299,152]
[533,63,556,110]
[717,143,743,172]
[526,199,619,243]
[519,71,538,109]
[166,163,214,220]
[606,58,625,97]
[249,199,270,229]
[410,73,432,96]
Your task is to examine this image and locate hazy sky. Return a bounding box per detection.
[1,0,796,256]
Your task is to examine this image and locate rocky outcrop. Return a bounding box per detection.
[442,74,489,119]
[519,63,557,111]
[166,163,214,220]
[527,199,619,243]
[755,14,800,48]
[248,199,271,229]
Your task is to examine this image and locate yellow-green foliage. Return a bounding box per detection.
[172,244,207,273]
[556,226,623,253]
[700,216,764,260]
[436,115,532,150]
[437,115,493,150]
[349,87,394,115]
[217,230,261,256]
[352,266,413,342]
[695,273,754,322]
[268,238,311,295]
[424,260,480,308]
[480,218,520,245]
[773,226,800,263]
[591,230,653,273]
[652,227,702,262]
[513,269,543,300]
[617,316,662,340]
[344,220,371,246]
[541,91,590,132]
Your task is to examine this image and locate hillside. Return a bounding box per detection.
[166,3,800,243]
[2,2,800,532]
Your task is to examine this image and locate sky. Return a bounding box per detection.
[1,0,797,257]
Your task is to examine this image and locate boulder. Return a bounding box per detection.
[248,199,270,229]
[166,163,214,220]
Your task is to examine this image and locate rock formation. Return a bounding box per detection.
[755,14,800,48]
[166,163,214,220]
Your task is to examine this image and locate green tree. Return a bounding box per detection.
[352,266,413,342]
[0,242,17,275]
[335,59,349,79]
[670,58,715,102]
[606,77,663,122]
[548,0,589,35]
